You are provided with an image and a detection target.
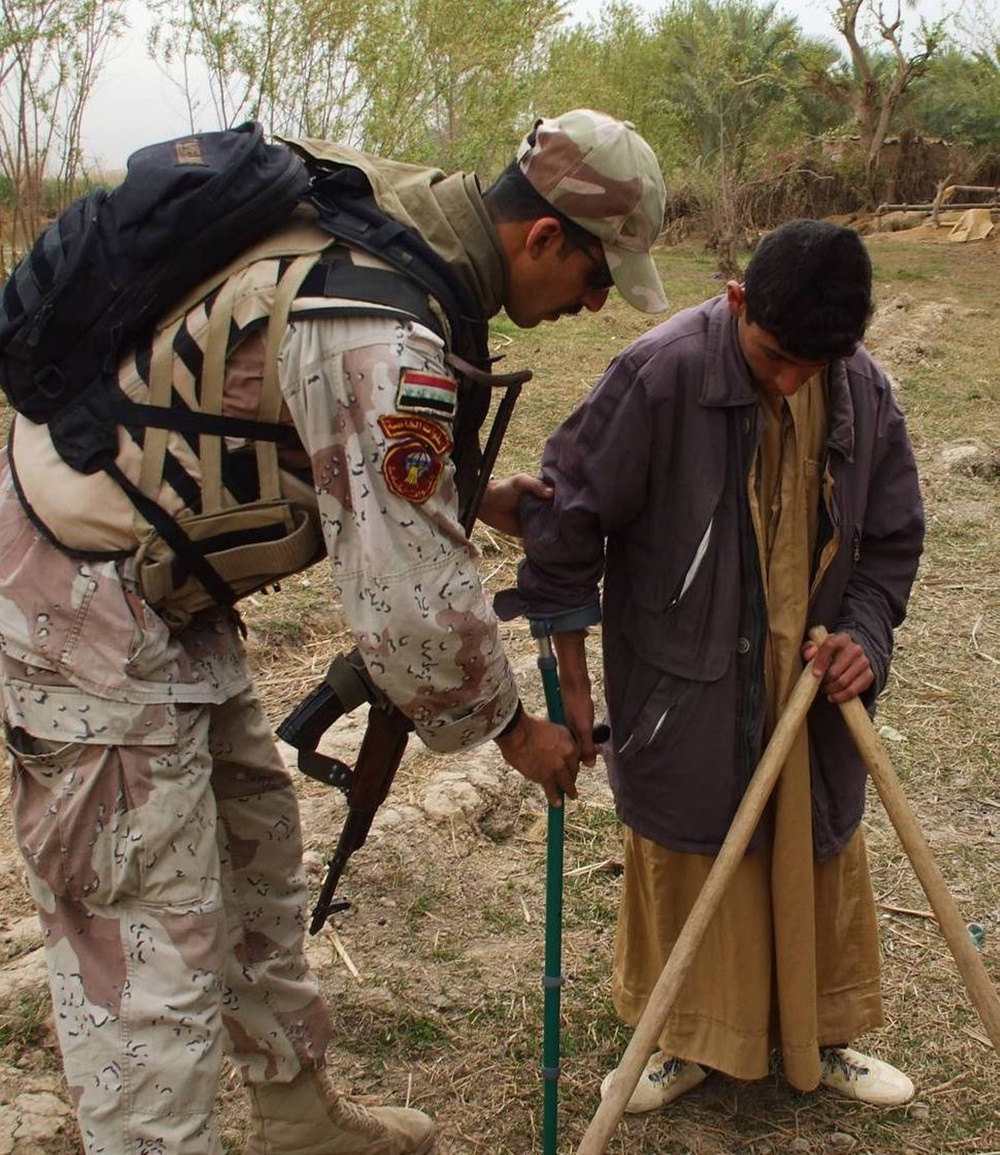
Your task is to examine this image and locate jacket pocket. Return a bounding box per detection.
[615,668,691,760]
[619,506,739,683]
[629,516,716,615]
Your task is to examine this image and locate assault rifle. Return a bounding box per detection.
[277,367,528,934]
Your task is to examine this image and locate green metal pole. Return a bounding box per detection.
[533,623,565,1155]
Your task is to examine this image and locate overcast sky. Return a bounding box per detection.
[80,0,951,171]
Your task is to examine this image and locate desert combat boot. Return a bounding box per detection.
[245,1066,436,1154]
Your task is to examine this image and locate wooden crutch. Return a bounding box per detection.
[809,625,1000,1051]
[575,650,825,1155]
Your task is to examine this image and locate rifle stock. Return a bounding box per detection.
[278,375,528,933]
[307,702,413,933]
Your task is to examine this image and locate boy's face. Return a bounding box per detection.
[726,282,829,398]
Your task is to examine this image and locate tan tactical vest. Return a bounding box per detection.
[11,139,498,633]
[10,209,396,631]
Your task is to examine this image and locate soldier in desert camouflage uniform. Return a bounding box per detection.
[0,110,667,1154]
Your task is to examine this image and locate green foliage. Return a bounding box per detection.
[359,0,565,175]
[0,172,106,212]
[1,0,127,265]
[789,36,852,136]
[4,0,993,261]
[482,901,523,932]
[0,3,129,159]
[911,47,1000,150]
[489,316,520,339]
[649,0,806,170]
[403,882,449,930]
[654,0,815,270]
[334,999,453,1061]
[535,3,692,177]
[537,0,851,270]
[147,0,367,139]
[148,0,564,174]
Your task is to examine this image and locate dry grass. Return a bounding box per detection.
[1,229,999,1154]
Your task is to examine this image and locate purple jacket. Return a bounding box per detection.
[507,295,924,860]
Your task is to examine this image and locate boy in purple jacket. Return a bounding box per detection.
[504,219,924,1110]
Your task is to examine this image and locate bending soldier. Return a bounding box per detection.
[0,110,667,1154]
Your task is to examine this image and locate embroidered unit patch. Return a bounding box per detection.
[379,413,452,454]
[378,413,452,504]
[396,368,458,421]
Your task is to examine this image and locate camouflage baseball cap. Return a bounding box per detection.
[517,109,667,313]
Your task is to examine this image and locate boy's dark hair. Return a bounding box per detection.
[743,219,873,361]
[483,161,599,256]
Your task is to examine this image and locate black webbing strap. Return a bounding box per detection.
[298,252,445,342]
[306,180,490,367]
[306,180,497,512]
[102,458,237,610]
[111,398,295,443]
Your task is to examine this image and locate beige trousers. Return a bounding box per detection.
[612,825,883,1089]
[8,677,331,1154]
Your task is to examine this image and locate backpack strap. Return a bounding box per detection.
[107,457,241,613]
[293,247,447,338]
[137,315,186,502]
[133,247,319,556]
[303,173,499,515]
[307,182,490,368]
[198,272,242,514]
[118,206,334,506]
[157,208,334,329]
[257,253,320,501]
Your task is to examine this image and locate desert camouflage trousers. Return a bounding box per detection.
[4,677,332,1154]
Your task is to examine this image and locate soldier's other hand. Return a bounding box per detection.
[802,630,874,703]
[478,474,553,537]
[494,711,579,807]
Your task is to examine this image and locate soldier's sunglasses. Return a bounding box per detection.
[571,238,615,294]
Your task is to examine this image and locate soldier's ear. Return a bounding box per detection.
[523,217,563,259]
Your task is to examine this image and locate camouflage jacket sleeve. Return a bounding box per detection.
[276,312,519,753]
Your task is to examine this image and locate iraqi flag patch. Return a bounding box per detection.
[396,369,458,421]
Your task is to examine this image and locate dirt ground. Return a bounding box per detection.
[1,228,998,1154]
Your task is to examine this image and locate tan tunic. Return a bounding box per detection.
[612,376,883,1088]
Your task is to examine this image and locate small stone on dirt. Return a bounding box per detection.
[827,1133,856,1150]
[420,772,490,821]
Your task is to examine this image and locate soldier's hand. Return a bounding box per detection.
[477,474,553,537]
[494,710,580,807]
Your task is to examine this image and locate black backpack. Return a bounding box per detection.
[0,121,493,615]
[0,122,308,446]
[0,122,492,463]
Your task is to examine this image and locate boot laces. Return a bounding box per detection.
[650,1056,686,1086]
[328,1091,389,1142]
[822,1048,870,1082]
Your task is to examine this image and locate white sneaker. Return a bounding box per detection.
[819,1046,915,1106]
[600,1051,707,1114]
